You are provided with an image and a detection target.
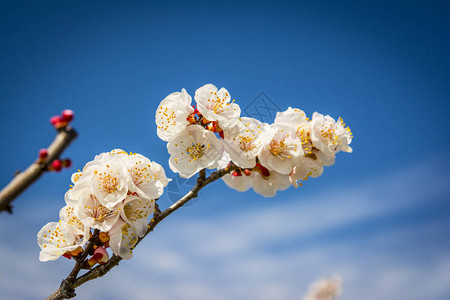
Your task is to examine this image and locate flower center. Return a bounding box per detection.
[157,105,177,131]
[96,169,120,194]
[186,142,206,160]
[92,204,114,222]
[269,139,286,155]
[131,163,155,185]
[239,136,255,152]
[320,123,338,145]
[298,128,313,154]
[207,91,230,114]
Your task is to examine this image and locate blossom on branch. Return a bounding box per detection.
[194,83,241,129]
[156,89,194,142]
[38,149,168,262]
[222,117,269,169]
[37,221,86,262]
[259,123,304,175]
[156,85,353,196]
[168,125,223,178]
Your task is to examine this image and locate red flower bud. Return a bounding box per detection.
[62,158,72,168]
[232,170,242,177]
[50,116,62,126]
[61,109,74,122]
[52,159,62,171]
[39,149,48,160]
[88,247,109,267]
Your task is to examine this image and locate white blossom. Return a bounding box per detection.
[125,154,169,200]
[168,125,223,178]
[67,152,130,210]
[222,172,253,192]
[259,123,304,175]
[156,89,194,141]
[76,191,123,233]
[274,107,308,128]
[89,159,129,209]
[310,112,353,158]
[37,220,85,262]
[120,195,155,237]
[222,117,269,168]
[109,223,138,260]
[194,84,241,129]
[252,170,291,197]
[59,205,89,244]
[222,166,291,197]
[302,276,342,300]
[216,150,232,169]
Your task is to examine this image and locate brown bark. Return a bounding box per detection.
[47,164,237,300]
[0,126,77,213]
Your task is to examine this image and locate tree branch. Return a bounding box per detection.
[0,126,78,213]
[47,163,237,300]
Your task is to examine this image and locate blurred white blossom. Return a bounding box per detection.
[302,276,342,300]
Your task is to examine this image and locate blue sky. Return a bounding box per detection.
[1,1,449,299]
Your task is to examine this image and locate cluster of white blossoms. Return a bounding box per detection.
[156,84,353,197]
[37,149,169,263]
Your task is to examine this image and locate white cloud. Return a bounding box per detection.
[1,158,450,300]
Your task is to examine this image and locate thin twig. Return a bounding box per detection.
[0,126,78,213]
[47,164,237,300]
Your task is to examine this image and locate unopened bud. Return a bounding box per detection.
[39,149,48,160]
[50,116,62,126]
[232,170,242,177]
[52,160,62,172]
[243,169,252,176]
[61,109,74,122]
[88,247,109,267]
[61,158,72,168]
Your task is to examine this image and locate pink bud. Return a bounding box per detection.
[61,109,74,122]
[52,159,62,171]
[50,116,62,126]
[88,247,109,267]
[39,149,48,160]
[232,170,242,177]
